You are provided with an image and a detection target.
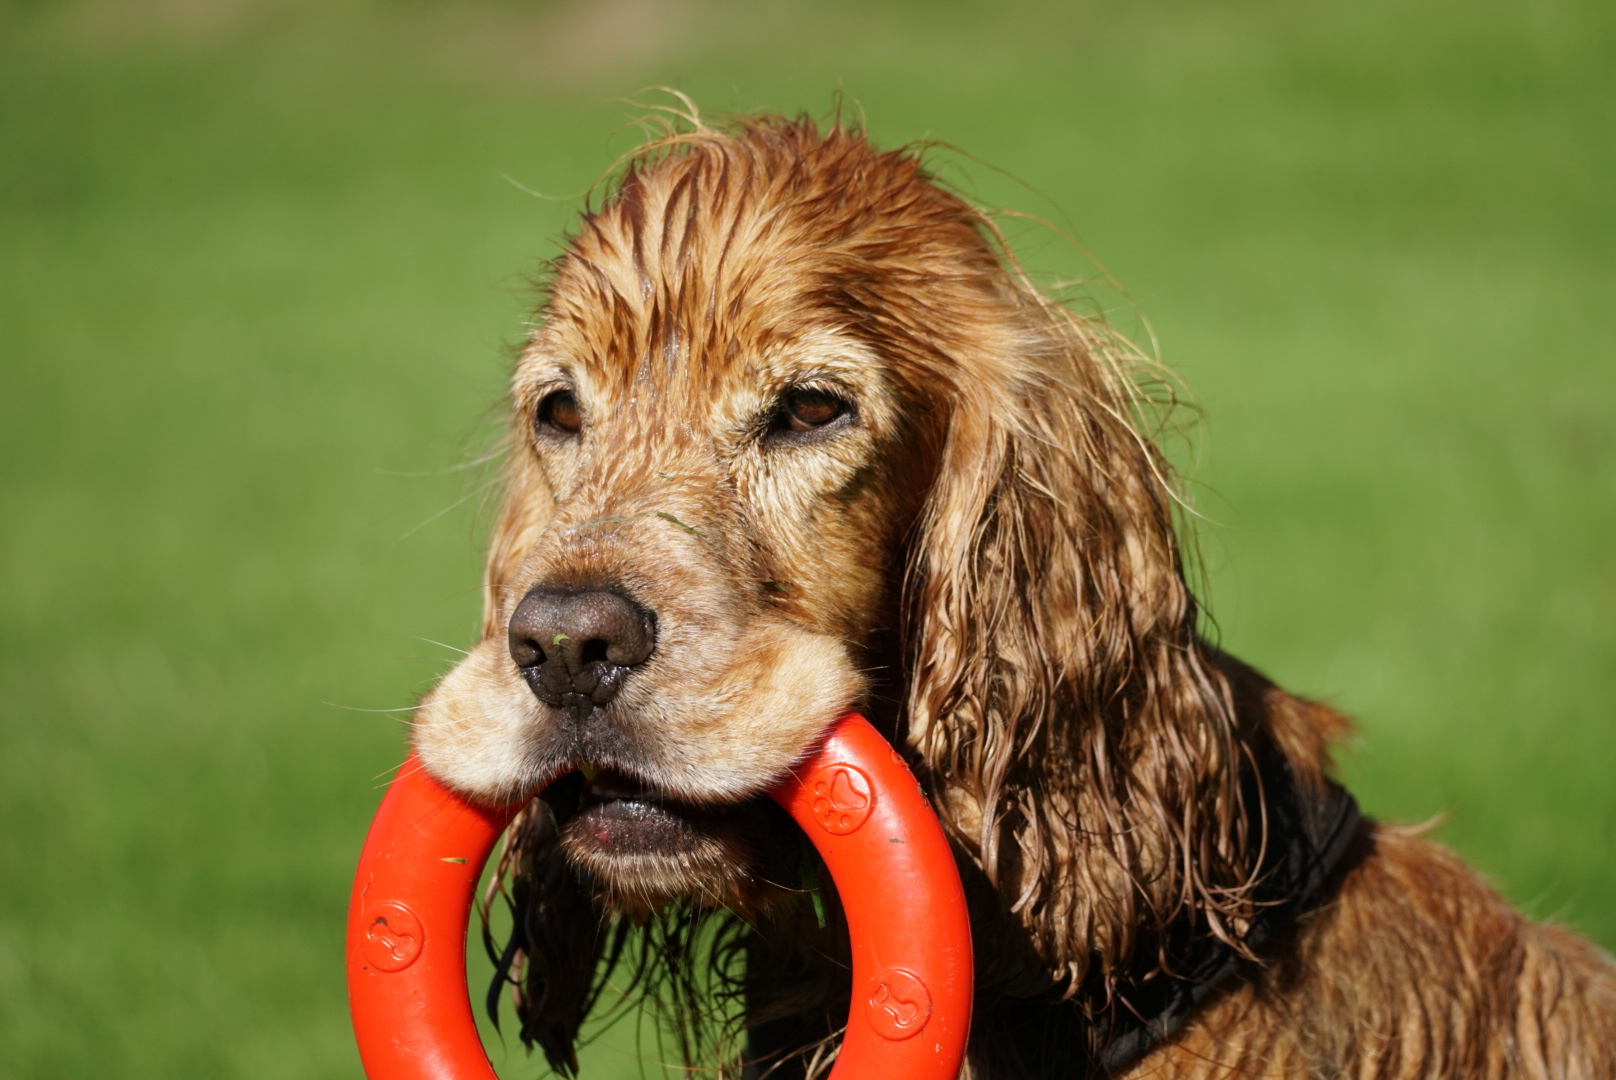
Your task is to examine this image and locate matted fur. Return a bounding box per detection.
[410,108,1616,1078]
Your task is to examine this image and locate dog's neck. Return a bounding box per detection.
[967,733,1364,1076]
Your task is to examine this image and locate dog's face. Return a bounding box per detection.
[411,127,1260,1062]
[412,130,978,913]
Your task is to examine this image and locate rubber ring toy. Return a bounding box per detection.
[347,712,974,1079]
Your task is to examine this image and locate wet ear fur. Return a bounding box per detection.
[477,388,610,1075]
[902,292,1255,992]
[484,800,620,1078]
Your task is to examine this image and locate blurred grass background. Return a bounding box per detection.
[1,0,1612,1076]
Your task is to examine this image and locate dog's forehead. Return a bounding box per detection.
[537,206,836,397]
[518,129,990,408]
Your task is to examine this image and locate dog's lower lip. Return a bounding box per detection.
[566,790,706,855]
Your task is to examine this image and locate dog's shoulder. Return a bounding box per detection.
[1138,824,1616,1078]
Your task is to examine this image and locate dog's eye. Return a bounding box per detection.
[778,388,850,435]
[535,389,582,437]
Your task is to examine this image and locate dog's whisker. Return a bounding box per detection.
[395,475,501,542]
[374,447,504,478]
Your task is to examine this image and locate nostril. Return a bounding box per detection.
[579,638,609,665]
[510,635,546,669]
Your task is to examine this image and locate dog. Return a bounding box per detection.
[410,112,1616,1078]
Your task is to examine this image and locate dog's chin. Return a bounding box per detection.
[555,770,793,919]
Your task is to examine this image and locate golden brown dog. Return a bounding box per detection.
[411,112,1616,1078]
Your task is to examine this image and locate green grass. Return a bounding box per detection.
[1,1,1612,1076]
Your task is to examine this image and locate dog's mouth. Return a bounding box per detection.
[566,768,717,854]
[544,766,796,914]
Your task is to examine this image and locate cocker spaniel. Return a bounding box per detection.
[410,112,1616,1078]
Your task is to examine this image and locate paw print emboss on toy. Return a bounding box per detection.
[809,763,874,834]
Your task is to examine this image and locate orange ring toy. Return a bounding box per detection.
[346,712,974,1079]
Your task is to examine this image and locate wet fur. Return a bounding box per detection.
[410,112,1616,1077]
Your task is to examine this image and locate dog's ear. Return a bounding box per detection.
[485,791,622,1077]
[479,417,603,1073]
[481,431,556,641]
[903,300,1252,989]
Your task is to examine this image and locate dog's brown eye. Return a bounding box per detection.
[779,388,850,434]
[536,389,582,436]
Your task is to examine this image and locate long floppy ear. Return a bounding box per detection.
[476,411,615,1074]
[483,787,624,1078]
[903,292,1253,993]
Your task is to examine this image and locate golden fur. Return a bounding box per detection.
[410,112,1616,1077]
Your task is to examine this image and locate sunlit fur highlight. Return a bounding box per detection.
[411,108,1616,1078]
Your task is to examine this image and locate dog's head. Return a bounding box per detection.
[413,117,971,908]
[411,115,1275,1072]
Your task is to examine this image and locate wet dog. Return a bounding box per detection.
[411,114,1616,1078]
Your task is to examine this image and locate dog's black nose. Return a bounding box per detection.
[508,589,656,718]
